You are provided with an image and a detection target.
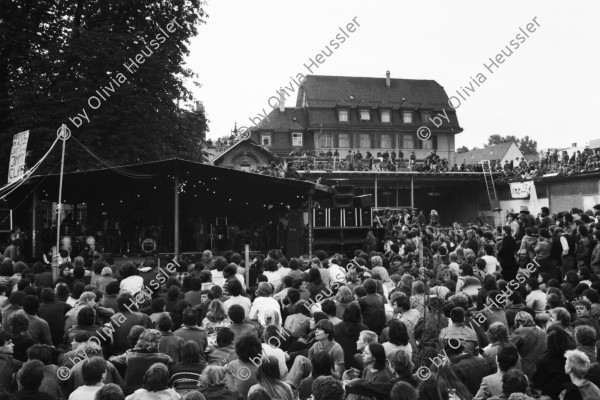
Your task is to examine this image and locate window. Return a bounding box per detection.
[421,111,431,124]
[381,134,392,149]
[381,110,391,123]
[403,134,414,149]
[403,111,413,123]
[338,133,350,148]
[261,134,272,146]
[292,132,302,146]
[320,133,333,148]
[359,134,370,148]
[339,109,349,122]
[360,109,370,121]
[422,139,433,150]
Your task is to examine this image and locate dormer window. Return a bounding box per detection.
[381,110,391,123]
[402,111,413,124]
[338,109,349,122]
[261,133,272,147]
[421,111,431,124]
[360,109,370,121]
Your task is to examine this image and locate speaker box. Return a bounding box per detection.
[361,208,372,226]
[333,185,355,197]
[354,194,373,208]
[329,208,342,227]
[343,208,357,227]
[313,209,327,227]
[333,197,354,208]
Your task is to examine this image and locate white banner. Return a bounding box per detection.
[7,131,29,184]
[509,181,534,199]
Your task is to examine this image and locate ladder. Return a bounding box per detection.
[480,160,499,211]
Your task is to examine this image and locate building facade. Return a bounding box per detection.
[249,72,463,165]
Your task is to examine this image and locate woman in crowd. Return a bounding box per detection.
[333,302,369,370]
[198,365,239,400]
[112,329,173,395]
[247,355,295,400]
[202,299,231,349]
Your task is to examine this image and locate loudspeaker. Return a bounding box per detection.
[333,197,354,208]
[313,209,327,227]
[329,208,342,227]
[361,208,372,227]
[343,208,357,227]
[333,185,355,197]
[354,194,373,208]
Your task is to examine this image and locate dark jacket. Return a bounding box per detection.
[38,300,72,346]
[346,375,418,400]
[450,352,492,396]
[532,352,571,400]
[358,293,386,334]
[333,321,369,370]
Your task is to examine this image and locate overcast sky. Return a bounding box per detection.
[186,0,600,151]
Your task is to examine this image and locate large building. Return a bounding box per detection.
[248,72,463,164]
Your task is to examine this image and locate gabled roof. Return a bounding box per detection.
[211,138,275,164]
[456,142,519,163]
[296,75,451,109]
[252,107,308,131]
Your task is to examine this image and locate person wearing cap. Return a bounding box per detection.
[519,206,536,229]
[537,207,555,229]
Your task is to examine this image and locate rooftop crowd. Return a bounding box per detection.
[247,148,600,181]
[1,205,600,400]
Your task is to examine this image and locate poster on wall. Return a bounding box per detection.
[509,181,534,199]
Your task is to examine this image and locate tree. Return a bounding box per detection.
[487,134,518,146]
[0,0,208,179]
[456,146,469,154]
[518,135,538,155]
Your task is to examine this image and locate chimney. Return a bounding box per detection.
[279,88,285,112]
[195,101,204,112]
[572,142,577,147]
[385,70,391,88]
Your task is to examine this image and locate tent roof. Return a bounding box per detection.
[8,158,331,206]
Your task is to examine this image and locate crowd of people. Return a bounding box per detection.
[0,205,600,400]
[247,147,600,183]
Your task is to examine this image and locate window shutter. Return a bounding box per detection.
[433,135,438,150]
[413,134,420,150]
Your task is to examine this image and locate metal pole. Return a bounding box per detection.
[32,190,38,260]
[396,179,399,207]
[374,175,378,209]
[174,171,180,260]
[245,243,250,290]
[410,175,414,210]
[54,124,68,283]
[307,189,314,259]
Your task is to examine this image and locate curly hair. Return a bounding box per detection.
[133,329,162,352]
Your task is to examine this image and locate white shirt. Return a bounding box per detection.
[69,383,104,400]
[223,295,252,317]
[526,290,547,313]
[261,343,288,378]
[328,264,346,285]
[119,275,144,295]
[249,297,281,326]
[211,270,225,288]
[482,255,501,275]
